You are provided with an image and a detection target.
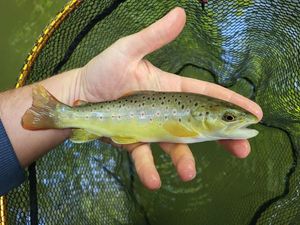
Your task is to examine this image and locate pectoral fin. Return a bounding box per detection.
[163,121,198,137]
[70,129,100,143]
[111,136,138,144]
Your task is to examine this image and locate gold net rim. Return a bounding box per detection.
[15,0,83,89]
[1,1,83,224]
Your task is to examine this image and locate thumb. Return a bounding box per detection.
[116,7,186,59]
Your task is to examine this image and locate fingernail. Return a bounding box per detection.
[181,159,196,181]
[185,165,196,180]
[147,173,161,190]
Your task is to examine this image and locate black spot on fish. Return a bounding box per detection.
[178,101,181,105]
[181,105,185,110]
[199,113,202,116]
[195,103,198,107]
[134,100,137,103]
[147,97,150,100]
[161,102,164,105]
[179,118,181,122]
[159,97,162,100]
[163,96,166,99]
[175,98,177,102]
[206,112,209,115]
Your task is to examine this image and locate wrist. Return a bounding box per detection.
[0,84,72,167]
[0,88,16,121]
[37,68,83,106]
[76,65,90,102]
[75,65,104,103]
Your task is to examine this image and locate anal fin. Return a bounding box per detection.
[70,129,100,143]
[111,136,138,144]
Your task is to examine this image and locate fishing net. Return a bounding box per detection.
[1,0,300,224]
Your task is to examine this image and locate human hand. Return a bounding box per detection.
[70,7,263,190]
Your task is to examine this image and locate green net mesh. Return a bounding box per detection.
[3,0,300,224]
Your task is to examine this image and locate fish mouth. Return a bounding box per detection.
[230,127,259,139]
[228,119,259,139]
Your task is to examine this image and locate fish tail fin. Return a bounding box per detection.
[22,85,68,130]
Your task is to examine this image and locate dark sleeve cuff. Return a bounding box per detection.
[0,120,25,195]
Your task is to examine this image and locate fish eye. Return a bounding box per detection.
[222,112,236,122]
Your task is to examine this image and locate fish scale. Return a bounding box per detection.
[22,85,259,144]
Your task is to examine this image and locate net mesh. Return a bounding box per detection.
[2,0,300,224]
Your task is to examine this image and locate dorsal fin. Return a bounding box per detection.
[73,99,88,107]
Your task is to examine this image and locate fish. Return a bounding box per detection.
[21,85,259,144]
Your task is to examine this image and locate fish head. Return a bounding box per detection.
[192,103,260,140]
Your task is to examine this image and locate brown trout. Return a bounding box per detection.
[22,85,259,144]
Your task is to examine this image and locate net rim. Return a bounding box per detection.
[0,1,83,224]
[15,0,83,89]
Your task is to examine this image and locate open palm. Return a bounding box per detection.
[75,8,263,189]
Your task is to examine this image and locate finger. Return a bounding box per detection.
[130,144,161,190]
[160,143,196,181]
[116,7,186,59]
[157,71,263,120]
[219,139,251,158]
